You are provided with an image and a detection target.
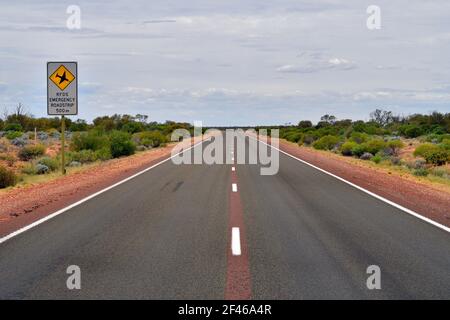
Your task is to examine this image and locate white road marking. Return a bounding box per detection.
[232,167,235,171]
[253,136,450,234]
[231,227,241,256]
[0,140,206,245]
[232,183,238,192]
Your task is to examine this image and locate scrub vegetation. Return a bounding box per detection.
[261,109,450,183]
[0,104,192,189]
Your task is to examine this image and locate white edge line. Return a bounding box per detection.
[232,183,238,192]
[253,136,450,234]
[231,227,241,256]
[0,140,205,245]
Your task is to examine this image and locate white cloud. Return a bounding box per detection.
[0,0,449,124]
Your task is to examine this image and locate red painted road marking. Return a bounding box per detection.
[225,162,252,300]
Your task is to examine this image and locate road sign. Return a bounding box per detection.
[47,62,77,115]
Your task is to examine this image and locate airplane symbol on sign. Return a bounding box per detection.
[55,71,69,85]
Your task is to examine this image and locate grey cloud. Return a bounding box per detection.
[0,0,449,125]
[142,20,177,24]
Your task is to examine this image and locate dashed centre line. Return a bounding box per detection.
[231,227,241,256]
[226,145,251,299]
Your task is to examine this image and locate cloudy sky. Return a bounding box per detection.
[0,0,449,126]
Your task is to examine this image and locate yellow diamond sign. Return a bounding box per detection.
[49,65,75,91]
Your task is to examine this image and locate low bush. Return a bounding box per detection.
[430,168,448,178]
[363,139,386,155]
[440,139,450,151]
[284,132,303,143]
[413,168,429,176]
[95,147,112,161]
[109,131,136,158]
[21,163,37,175]
[312,135,340,150]
[69,150,98,164]
[413,143,440,157]
[134,131,168,148]
[371,154,382,164]
[386,140,405,155]
[6,131,23,140]
[340,141,357,156]
[360,152,374,160]
[401,125,423,138]
[0,165,17,188]
[4,123,22,132]
[349,132,369,144]
[35,164,50,174]
[37,157,59,171]
[423,149,449,166]
[71,131,109,152]
[351,144,367,157]
[18,144,46,161]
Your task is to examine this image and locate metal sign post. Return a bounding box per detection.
[47,62,78,175]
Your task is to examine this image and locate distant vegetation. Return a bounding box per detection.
[261,109,450,181]
[0,103,193,189]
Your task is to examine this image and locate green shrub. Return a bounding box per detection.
[69,150,98,163]
[386,140,405,155]
[0,165,17,188]
[400,125,423,138]
[21,163,37,175]
[349,132,369,144]
[413,168,429,176]
[135,131,168,148]
[71,131,109,152]
[351,144,367,157]
[312,135,340,150]
[37,157,59,171]
[371,154,382,164]
[18,144,46,161]
[109,131,135,158]
[364,139,386,155]
[284,132,303,143]
[95,147,112,161]
[340,141,358,156]
[4,123,22,131]
[121,122,144,134]
[430,168,447,178]
[302,134,316,145]
[423,149,449,166]
[6,131,23,140]
[413,143,440,157]
[440,139,450,151]
[425,134,450,143]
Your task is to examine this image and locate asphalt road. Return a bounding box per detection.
[0,133,449,299]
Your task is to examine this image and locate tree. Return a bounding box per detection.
[298,120,313,128]
[6,103,32,130]
[320,114,337,125]
[135,114,149,123]
[370,109,394,127]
